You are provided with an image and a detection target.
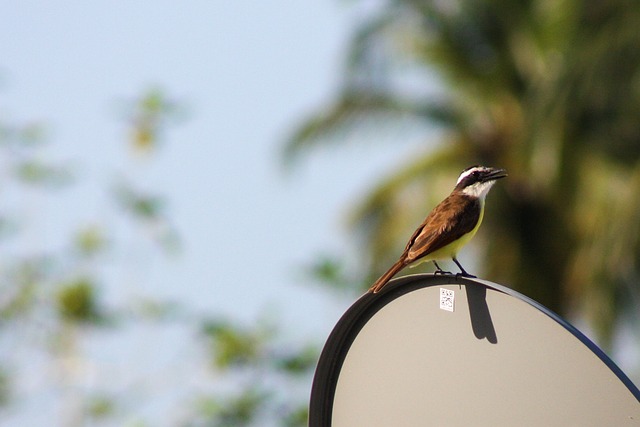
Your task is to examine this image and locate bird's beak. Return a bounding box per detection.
[484,168,508,181]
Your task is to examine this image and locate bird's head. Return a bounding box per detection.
[455,165,507,199]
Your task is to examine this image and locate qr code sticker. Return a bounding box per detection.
[440,288,455,312]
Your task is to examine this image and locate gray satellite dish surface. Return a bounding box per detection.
[310,275,640,426]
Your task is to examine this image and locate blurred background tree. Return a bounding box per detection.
[287,0,640,348]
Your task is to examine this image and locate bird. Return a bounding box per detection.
[368,165,507,293]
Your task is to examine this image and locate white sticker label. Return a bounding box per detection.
[440,288,455,312]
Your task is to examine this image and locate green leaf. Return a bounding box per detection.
[274,345,318,375]
[56,278,102,324]
[0,367,12,407]
[193,389,268,427]
[15,160,73,187]
[114,183,165,220]
[201,320,266,369]
[85,394,116,419]
[282,405,309,427]
[74,225,108,256]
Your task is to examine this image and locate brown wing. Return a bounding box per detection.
[404,194,481,263]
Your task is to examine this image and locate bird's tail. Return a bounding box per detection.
[368,260,406,294]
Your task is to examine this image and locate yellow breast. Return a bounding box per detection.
[413,199,485,264]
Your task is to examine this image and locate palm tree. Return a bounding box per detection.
[286,0,640,347]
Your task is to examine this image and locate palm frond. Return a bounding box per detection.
[283,91,460,165]
[285,0,640,345]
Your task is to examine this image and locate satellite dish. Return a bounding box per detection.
[310,274,640,426]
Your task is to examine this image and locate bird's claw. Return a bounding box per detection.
[456,272,476,278]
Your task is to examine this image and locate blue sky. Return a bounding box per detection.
[1,2,430,425]
[3,2,360,319]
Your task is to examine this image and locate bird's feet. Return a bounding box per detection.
[456,271,477,278]
[433,261,452,275]
[452,257,475,278]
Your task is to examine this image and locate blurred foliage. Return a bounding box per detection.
[0,368,11,407]
[287,0,640,349]
[282,406,309,427]
[73,225,109,257]
[305,253,377,294]
[189,388,269,427]
[185,385,308,427]
[0,258,41,321]
[0,86,317,426]
[115,184,166,220]
[202,320,268,369]
[56,277,103,324]
[197,319,317,426]
[15,160,73,187]
[202,318,318,375]
[85,394,117,420]
[0,119,73,187]
[125,88,185,153]
[275,344,319,375]
[114,182,182,253]
[133,297,184,321]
